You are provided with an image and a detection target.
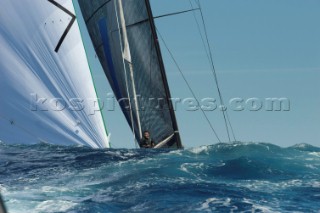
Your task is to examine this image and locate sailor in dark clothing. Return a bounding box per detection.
[140,131,155,148]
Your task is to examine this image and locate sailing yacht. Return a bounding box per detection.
[0,0,234,149]
[0,0,183,149]
[76,0,183,148]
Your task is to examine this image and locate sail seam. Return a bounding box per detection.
[85,0,112,24]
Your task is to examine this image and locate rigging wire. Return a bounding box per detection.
[188,0,210,61]
[225,112,237,141]
[157,29,222,143]
[189,0,237,142]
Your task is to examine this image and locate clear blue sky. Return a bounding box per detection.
[74,0,320,148]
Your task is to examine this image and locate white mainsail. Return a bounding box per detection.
[0,0,109,148]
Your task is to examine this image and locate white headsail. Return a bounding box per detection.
[0,0,109,148]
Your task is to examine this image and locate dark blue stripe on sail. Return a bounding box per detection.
[98,18,132,125]
[98,18,122,100]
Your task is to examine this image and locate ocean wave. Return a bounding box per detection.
[1,142,319,212]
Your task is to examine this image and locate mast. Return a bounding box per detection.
[117,0,143,140]
[144,0,183,148]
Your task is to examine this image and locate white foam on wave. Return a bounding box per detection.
[104,150,127,159]
[171,149,184,155]
[243,198,280,213]
[196,197,232,212]
[311,180,320,188]
[229,179,305,193]
[5,199,77,213]
[123,151,138,157]
[129,202,148,212]
[309,152,320,157]
[294,143,308,148]
[35,200,77,213]
[188,146,209,155]
[41,186,70,193]
[251,204,278,213]
[5,199,34,213]
[180,163,205,175]
[0,184,7,193]
[305,164,317,169]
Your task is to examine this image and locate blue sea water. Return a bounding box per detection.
[0,142,319,213]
